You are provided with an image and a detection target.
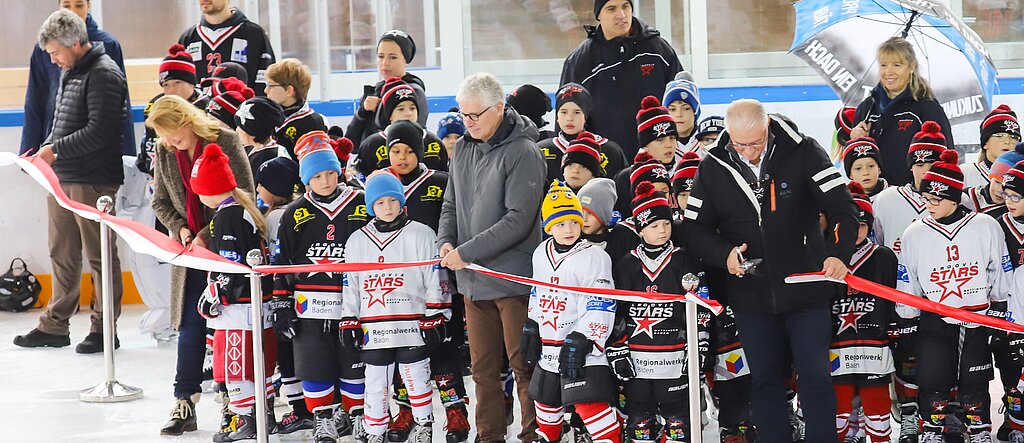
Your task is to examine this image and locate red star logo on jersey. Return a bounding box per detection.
[936,276,972,303]
[543,314,560,331]
[640,64,655,76]
[366,287,397,309]
[632,316,667,339]
[307,252,344,277]
[836,310,866,334]
[897,119,914,131]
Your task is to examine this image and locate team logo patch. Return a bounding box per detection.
[421,185,444,201]
[1003,254,1013,272]
[897,119,914,131]
[640,64,655,76]
[293,207,315,229]
[853,145,873,156]
[425,142,441,157]
[913,149,933,163]
[696,284,709,299]
[219,250,241,263]
[295,294,308,314]
[349,204,368,221]
[653,122,672,137]
[235,102,255,126]
[375,145,388,163]
[395,88,413,100]
[897,263,909,282]
[635,209,652,226]
[1007,121,1020,133]
[586,298,616,312]
[285,126,298,140]
[558,84,584,100]
[726,353,744,374]
[927,181,948,195]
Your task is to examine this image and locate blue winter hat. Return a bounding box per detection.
[990,142,1024,180]
[662,72,701,120]
[296,131,342,185]
[437,107,466,139]
[364,172,406,217]
[694,115,725,140]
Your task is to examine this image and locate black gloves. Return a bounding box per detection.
[559,331,593,381]
[605,340,636,382]
[270,297,298,340]
[338,317,362,353]
[521,319,542,367]
[419,313,450,352]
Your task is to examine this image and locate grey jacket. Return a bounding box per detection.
[438,107,546,300]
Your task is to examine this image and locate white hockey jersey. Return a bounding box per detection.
[342,220,451,350]
[873,183,971,256]
[964,185,1005,216]
[962,161,990,189]
[529,238,617,375]
[896,211,1014,326]
[675,137,705,160]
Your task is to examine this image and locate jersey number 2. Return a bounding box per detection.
[326,224,335,241]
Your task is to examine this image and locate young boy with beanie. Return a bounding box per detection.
[671,151,700,211]
[830,182,900,443]
[870,122,960,440]
[265,59,330,161]
[341,172,451,443]
[206,77,255,130]
[537,83,628,185]
[612,96,679,216]
[896,149,1015,442]
[663,72,703,158]
[519,180,622,443]
[190,144,278,441]
[608,181,710,443]
[506,84,555,140]
[379,120,472,443]
[269,130,369,442]
[353,77,448,181]
[613,151,672,219]
[578,177,617,248]
[235,96,287,174]
[694,115,724,151]
[842,137,888,199]
[437,107,466,158]
[964,104,1022,188]
[137,44,210,176]
[199,62,249,99]
[562,131,605,191]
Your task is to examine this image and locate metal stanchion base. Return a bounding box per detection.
[79,381,144,403]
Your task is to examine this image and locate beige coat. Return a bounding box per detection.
[151,129,254,329]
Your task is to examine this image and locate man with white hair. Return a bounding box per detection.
[438,72,546,442]
[681,99,859,442]
[14,9,129,354]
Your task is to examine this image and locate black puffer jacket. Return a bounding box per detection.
[681,115,859,314]
[559,18,682,160]
[853,85,953,187]
[47,44,128,185]
[345,72,429,146]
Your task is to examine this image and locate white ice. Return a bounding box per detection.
[0,305,1008,442]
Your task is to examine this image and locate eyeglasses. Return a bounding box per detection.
[998,191,1024,203]
[990,133,1022,142]
[921,194,944,206]
[265,83,285,90]
[731,131,768,150]
[459,106,493,122]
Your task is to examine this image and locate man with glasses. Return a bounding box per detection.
[681,99,859,442]
[178,0,275,93]
[438,72,545,443]
[559,0,682,160]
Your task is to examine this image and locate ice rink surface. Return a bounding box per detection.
[0,305,1010,442]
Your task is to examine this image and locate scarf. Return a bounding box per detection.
[175,140,206,235]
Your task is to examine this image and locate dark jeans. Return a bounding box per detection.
[173,268,208,399]
[733,305,837,443]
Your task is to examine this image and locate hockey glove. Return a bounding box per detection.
[887,316,919,341]
[521,319,542,367]
[988,302,1011,349]
[419,313,450,352]
[339,317,363,353]
[270,297,298,340]
[197,282,222,320]
[605,341,636,382]
[1008,334,1024,365]
[698,331,712,372]
[559,331,593,381]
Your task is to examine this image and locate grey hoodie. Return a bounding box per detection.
[438,107,546,300]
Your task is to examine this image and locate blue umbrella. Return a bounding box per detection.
[790,0,998,124]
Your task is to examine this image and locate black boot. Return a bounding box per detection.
[13,328,70,348]
[75,332,120,354]
[160,398,198,436]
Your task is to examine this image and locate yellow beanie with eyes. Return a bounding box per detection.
[542,180,584,234]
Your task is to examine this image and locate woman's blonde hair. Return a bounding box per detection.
[146,95,222,148]
[231,188,268,239]
[877,37,934,101]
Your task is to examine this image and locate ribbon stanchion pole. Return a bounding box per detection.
[247,250,270,443]
[80,196,143,403]
[682,274,703,443]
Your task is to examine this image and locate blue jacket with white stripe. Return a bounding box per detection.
[680,115,859,314]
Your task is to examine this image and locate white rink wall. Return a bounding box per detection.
[4,91,1024,275]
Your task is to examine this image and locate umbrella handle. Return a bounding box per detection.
[901,10,920,38]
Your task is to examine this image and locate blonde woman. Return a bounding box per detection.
[146,94,255,436]
[849,37,952,187]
